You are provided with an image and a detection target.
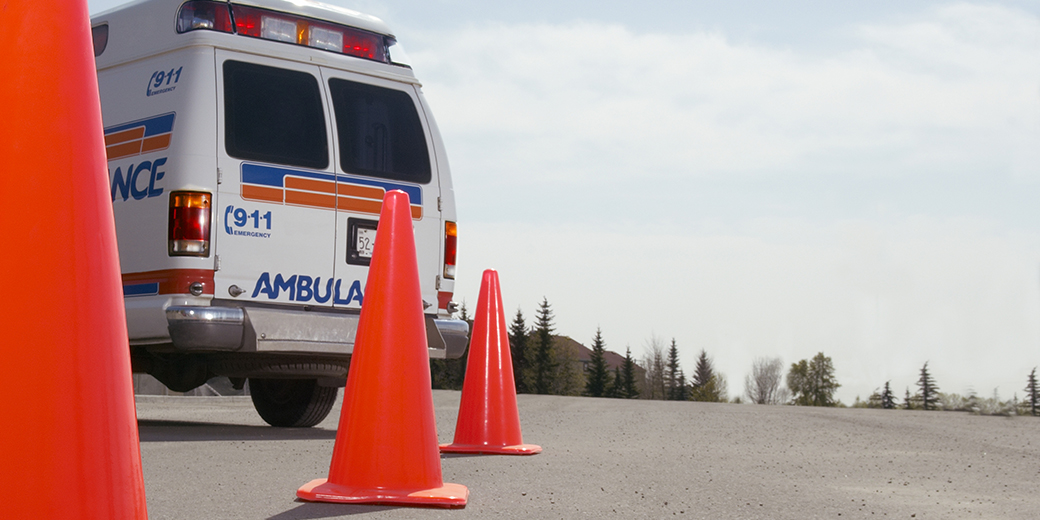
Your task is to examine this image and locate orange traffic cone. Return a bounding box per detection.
[441,269,542,455]
[0,1,148,519]
[297,191,467,507]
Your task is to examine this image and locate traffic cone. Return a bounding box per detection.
[297,191,467,507]
[0,1,148,519]
[441,269,542,455]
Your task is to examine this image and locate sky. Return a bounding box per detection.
[88,0,1040,404]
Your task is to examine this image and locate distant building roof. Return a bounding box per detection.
[553,335,643,376]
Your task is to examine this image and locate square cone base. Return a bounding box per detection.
[296,479,468,508]
[440,443,542,455]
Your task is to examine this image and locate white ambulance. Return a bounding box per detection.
[91,0,466,427]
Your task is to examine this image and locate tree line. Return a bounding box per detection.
[858,363,1040,416]
[432,298,1040,417]
[432,297,728,402]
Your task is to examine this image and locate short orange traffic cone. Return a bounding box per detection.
[0,1,148,519]
[297,191,467,507]
[441,269,541,455]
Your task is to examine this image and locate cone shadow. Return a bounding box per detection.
[267,502,396,519]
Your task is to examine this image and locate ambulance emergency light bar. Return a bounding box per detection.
[177,0,388,63]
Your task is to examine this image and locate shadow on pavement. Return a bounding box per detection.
[267,502,396,519]
[440,453,486,459]
[138,419,337,442]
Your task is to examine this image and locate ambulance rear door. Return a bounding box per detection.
[213,51,338,307]
[320,68,441,312]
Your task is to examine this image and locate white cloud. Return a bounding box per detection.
[412,3,1040,191]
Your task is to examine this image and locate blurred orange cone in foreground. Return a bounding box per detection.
[0,1,148,518]
[441,269,542,455]
[297,190,467,508]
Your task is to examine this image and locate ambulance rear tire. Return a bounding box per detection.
[248,378,338,428]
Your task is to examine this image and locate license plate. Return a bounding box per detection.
[356,227,376,259]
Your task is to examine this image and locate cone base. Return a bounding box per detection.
[296,478,468,508]
[439,442,543,455]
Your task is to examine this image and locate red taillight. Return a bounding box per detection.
[169,192,211,257]
[444,221,457,280]
[176,1,233,34]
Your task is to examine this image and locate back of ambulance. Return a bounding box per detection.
[92,0,464,427]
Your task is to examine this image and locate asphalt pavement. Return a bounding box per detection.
[135,391,1040,519]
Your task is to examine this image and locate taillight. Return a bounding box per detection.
[169,192,211,257]
[444,221,457,279]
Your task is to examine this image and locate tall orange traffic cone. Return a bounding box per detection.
[0,1,148,519]
[297,191,467,507]
[441,269,541,455]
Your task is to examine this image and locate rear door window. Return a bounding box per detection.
[329,78,431,183]
[223,60,329,169]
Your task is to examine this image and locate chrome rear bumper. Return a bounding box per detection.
[165,305,468,358]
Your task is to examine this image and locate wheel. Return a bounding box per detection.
[248,378,338,427]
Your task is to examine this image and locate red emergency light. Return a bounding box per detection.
[177,1,388,63]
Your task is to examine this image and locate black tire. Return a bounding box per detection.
[248,378,338,427]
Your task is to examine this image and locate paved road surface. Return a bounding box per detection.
[136,391,1039,519]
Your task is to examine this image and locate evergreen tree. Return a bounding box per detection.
[692,349,714,390]
[786,352,840,406]
[917,362,939,411]
[690,349,725,402]
[1025,367,1038,417]
[675,369,688,401]
[607,366,623,398]
[880,381,897,409]
[532,298,557,395]
[666,339,682,400]
[585,328,610,397]
[903,387,916,410]
[509,308,530,393]
[621,346,639,399]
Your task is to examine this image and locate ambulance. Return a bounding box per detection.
[90,0,467,427]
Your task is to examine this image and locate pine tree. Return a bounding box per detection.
[509,308,530,393]
[903,387,915,410]
[585,328,610,397]
[532,298,557,395]
[880,381,897,409]
[693,349,713,390]
[666,339,682,400]
[675,369,688,401]
[1025,367,1038,417]
[691,349,722,402]
[607,366,622,398]
[917,362,939,411]
[621,346,639,399]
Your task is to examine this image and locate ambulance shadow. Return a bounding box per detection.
[137,419,337,442]
[267,503,396,519]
